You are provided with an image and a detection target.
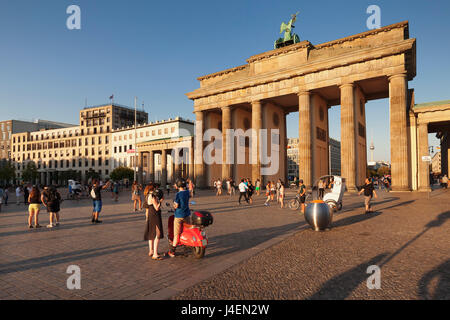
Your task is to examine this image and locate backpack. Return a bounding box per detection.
[90,187,97,199]
[47,190,57,203]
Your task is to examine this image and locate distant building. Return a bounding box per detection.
[287,137,341,179]
[10,103,148,184]
[329,138,341,176]
[1,119,74,162]
[431,151,441,174]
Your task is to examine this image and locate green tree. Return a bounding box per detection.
[85,168,100,182]
[0,161,16,183]
[22,162,38,183]
[110,166,134,182]
[377,166,391,176]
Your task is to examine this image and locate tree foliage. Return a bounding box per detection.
[21,162,38,182]
[110,166,134,182]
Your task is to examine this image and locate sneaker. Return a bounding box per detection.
[28,225,33,229]
[46,224,54,228]
[95,220,102,224]
[91,217,95,223]
[35,224,42,228]
[55,222,60,226]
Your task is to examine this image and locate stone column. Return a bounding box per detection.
[389,73,411,191]
[340,83,357,192]
[298,92,313,188]
[222,106,232,180]
[194,111,205,188]
[138,152,144,184]
[251,100,262,183]
[417,123,430,191]
[174,148,181,180]
[161,149,167,188]
[148,151,154,182]
[189,138,194,181]
[441,133,448,176]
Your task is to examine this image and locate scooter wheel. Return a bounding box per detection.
[192,246,206,259]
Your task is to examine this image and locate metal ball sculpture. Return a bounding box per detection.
[304,200,333,231]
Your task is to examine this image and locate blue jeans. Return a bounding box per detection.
[93,200,102,213]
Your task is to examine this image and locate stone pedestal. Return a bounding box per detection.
[389,74,411,191]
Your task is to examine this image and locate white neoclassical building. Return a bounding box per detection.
[110,117,194,183]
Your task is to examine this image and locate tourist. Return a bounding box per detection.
[216,178,222,196]
[15,185,22,205]
[90,179,111,224]
[41,186,62,228]
[23,184,29,205]
[238,179,249,205]
[188,179,195,198]
[27,186,42,228]
[112,181,119,201]
[247,180,254,204]
[276,179,281,203]
[318,179,325,200]
[143,183,164,260]
[264,181,271,206]
[230,179,236,196]
[0,186,3,212]
[297,179,306,214]
[255,179,261,196]
[358,177,378,214]
[167,179,190,258]
[3,186,8,206]
[131,181,143,211]
[441,174,448,189]
[270,181,276,201]
[226,178,231,196]
[279,181,285,208]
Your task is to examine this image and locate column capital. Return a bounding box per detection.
[338,82,355,90]
[221,105,232,111]
[297,90,310,97]
[250,99,261,106]
[388,72,407,82]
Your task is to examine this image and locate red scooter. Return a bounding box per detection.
[167,203,213,259]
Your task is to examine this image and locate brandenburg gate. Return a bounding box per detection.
[187,21,417,191]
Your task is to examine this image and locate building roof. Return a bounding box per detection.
[414,100,450,108]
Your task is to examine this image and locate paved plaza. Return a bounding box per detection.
[0,187,449,300]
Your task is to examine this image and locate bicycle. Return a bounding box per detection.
[288,192,311,210]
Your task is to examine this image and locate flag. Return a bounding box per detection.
[109,94,114,100]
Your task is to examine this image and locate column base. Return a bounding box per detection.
[345,186,358,193]
[417,187,432,192]
[390,186,412,192]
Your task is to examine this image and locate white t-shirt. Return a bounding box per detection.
[16,187,22,197]
[238,182,248,193]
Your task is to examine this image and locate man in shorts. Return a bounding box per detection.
[358,177,378,214]
[297,179,306,214]
[90,179,111,224]
[167,179,190,258]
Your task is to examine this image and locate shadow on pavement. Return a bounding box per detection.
[206,221,304,259]
[307,253,389,299]
[0,241,144,275]
[418,259,450,300]
[332,212,381,228]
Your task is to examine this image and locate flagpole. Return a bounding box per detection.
[134,96,137,182]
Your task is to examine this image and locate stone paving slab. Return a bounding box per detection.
[0,188,305,300]
[174,189,450,300]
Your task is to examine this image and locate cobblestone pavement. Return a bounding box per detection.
[0,188,303,300]
[174,188,450,300]
[1,188,448,300]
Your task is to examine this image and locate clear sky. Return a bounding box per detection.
[1,0,449,161]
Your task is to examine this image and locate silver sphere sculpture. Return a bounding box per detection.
[304,200,333,231]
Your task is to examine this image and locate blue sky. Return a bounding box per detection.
[1,0,449,161]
